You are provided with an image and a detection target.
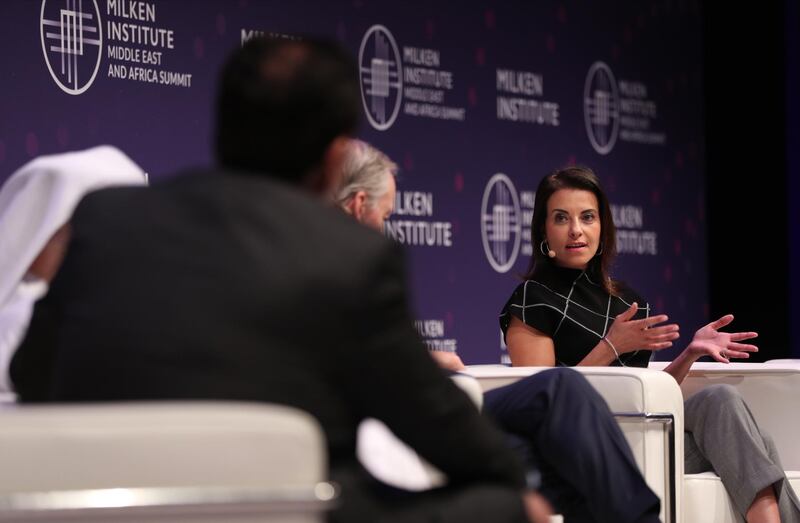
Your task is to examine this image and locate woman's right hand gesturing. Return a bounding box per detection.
[604,302,680,353]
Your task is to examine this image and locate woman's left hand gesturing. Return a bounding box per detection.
[688,314,759,363]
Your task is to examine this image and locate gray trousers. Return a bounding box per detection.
[684,384,800,522]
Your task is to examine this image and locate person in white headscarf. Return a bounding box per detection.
[0,145,147,393]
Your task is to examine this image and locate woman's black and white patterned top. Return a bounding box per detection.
[499,263,652,367]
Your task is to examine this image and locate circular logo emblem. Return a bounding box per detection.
[583,61,620,155]
[358,25,402,131]
[481,173,521,274]
[40,0,103,95]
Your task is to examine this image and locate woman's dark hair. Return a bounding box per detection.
[524,165,619,295]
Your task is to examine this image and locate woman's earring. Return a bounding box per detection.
[595,242,604,256]
[540,240,556,258]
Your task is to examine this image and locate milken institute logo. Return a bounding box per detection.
[358,25,402,131]
[584,61,620,155]
[40,0,103,95]
[481,173,521,273]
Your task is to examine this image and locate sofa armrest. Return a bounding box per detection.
[650,361,800,470]
[0,402,334,522]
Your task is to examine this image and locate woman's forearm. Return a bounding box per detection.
[577,340,619,366]
[661,348,699,384]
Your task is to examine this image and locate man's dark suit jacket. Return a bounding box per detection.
[11,169,525,491]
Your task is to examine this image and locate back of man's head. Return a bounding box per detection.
[215,37,360,182]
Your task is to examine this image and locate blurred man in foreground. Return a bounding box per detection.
[12,37,548,523]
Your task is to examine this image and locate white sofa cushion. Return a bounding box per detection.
[0,402,325,493]
[683,471,800,523]
[683,472,742,523]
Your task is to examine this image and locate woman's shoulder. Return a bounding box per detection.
[505,278,565,307]
[500,278,566,338]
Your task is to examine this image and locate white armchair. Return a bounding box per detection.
[0,401,335,522]
[649,361,800,523]
[465,362,800,523]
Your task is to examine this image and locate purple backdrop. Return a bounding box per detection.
[1,0,707,363]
